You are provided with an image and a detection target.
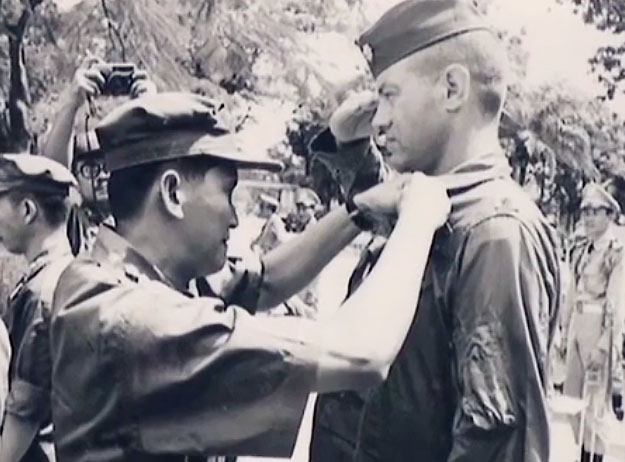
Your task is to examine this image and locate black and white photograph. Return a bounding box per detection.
[0,0,623,461]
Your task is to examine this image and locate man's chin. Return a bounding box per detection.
[386,156,411,174]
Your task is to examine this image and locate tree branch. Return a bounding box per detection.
[100,0,126,60]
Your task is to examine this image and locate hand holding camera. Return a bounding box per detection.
[69,57,157,108]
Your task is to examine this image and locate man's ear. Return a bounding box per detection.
[442,63,470,112]
[22,198,38,225]
[160,169,186,220]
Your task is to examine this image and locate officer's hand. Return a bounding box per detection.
[130,70,157,98]
[330,90,378,143]
[613,394,624,421]
[399,173,450,228]
[352,174,409,216]
[69,56,107,108]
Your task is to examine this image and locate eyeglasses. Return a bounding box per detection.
[296,202,314,211]
[77,161,108,180]
[581,207,611,217]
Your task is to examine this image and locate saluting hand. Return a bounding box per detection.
[330,90,378,143]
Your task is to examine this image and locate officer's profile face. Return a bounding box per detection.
[169,161,239,276]
[0,191,35,255]
[372,54,452,175]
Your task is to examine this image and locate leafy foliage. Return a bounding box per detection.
[564,0,625,100]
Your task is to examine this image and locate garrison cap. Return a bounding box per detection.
[95,92,283,173]
[358,0,492,77]
[581,183,621,214]
[0,153,77,195]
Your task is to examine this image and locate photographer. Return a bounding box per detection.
[42,57,156,254]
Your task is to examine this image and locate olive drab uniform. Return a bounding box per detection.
[49,225,318,462]
[47,92,322,462]
[563,229,625,453]
[3,242,72,461]
[352,152,561,462]
[0,153,76,461]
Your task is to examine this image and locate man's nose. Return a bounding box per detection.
[371,105,391,138]
[230,206,239,229]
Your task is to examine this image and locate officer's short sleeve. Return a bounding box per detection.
[448,216,556,462]
[113,281,318,458]
[5,298,51,423]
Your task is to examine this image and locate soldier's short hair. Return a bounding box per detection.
[108,155,220,224]
[8,190,69,227]
[407,30,508,118]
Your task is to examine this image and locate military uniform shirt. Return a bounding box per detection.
[355,152,561,462]
[2,238,72,460]
[50,226,318,462]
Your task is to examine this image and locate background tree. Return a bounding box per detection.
[563,0,625,100]
[0,0,49,151]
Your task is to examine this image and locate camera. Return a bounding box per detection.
[98,63,137,97]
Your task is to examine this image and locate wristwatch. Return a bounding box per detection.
[346,195,375,231]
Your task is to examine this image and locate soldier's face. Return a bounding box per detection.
[582,206,611,238]
[372,57,448,174]
[180,163,239,275]
[74,156,110,210]
[0,193,31,255]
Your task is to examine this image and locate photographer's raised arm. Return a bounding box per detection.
[42,63,155,167]
[41,63,105,167]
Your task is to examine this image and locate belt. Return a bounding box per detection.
[576,301,604,315]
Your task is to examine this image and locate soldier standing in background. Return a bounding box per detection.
[562,183,624,462]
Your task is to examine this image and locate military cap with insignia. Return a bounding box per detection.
[94,92,283,173]
[581,182,621,214]
[0,153,77,196]
[358,0,493,77]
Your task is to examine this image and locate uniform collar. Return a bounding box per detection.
[93,225,176,288]
[438,151,511,194]
[17,233,72,289]
[433,151,512,243]
[590,226,616,248]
